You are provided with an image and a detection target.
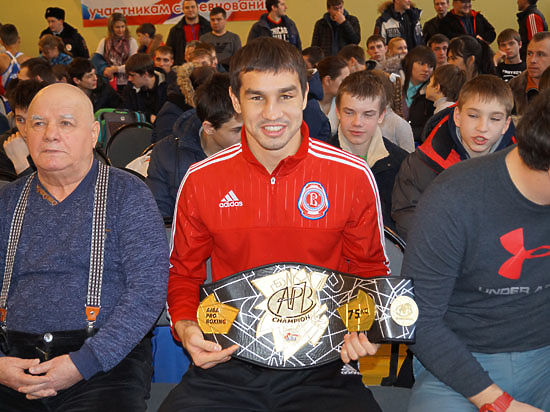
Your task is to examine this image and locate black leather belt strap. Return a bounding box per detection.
[197,263,417,369]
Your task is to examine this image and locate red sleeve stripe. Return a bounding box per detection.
[308,139,390,273]
[527,14,544,39]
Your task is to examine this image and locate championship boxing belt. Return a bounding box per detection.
[197,263,417,369]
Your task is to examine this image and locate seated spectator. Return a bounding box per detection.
[93,13,138,90]
[303,67,331,142]
[188,46,216,68]
[372,69,415,153]
[136,23,164,55]
[52,64,69,82]
[154,45,175,74]
[146,73,242,218]
[366,34,387,64]
[405,89,550,412]
[392,75,515,240]
[302,46,325,69]
[317,55,350,136]
[0,24,27,93]
[387,36,408,58]
[447,35,496,80]
[427,33,449,66]
[423,0,449,43]
[509,31,550,116]
[494,29,526,82]
[329,70,407,229]
[338,44,367,73]
[68,57,122,112]
[311,0,361,56]
[122,53,168,122]
[0,83,168,411]
[17,57,56,83]
[40,7,89,58]
[194,41,225,71]
[0,80,47,181]
[184,40,200,63]
[401,46,436,142]
[425,64,466,113]
[199,7,242,70]
[440,0,496,43]
[374,0,424,50]
[152,64,215,143]
[39,34,73,65]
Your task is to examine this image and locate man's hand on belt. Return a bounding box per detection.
[0,357,51,393]
[175,319,239,369]
[19,354,83,399]
[340,332,379,364]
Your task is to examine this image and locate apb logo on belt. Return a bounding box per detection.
[298,182,329,220]
[252,268,329,361]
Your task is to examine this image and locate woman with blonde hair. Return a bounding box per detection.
[93,13,137,89]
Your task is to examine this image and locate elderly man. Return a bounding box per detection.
[0,83,168,411]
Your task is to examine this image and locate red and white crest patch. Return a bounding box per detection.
[298,182,329,220]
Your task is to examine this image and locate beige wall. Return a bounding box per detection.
[3,0,549,57]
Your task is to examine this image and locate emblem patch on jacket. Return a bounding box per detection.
[297,181,329,220]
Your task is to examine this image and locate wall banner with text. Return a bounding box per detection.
[81,0,266,27]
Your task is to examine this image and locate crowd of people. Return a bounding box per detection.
[0,0,549,411]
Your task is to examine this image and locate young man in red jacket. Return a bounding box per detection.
[161,37,388,411]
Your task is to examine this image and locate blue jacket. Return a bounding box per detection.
[247,13,302,50]
[151,97,193,144]
[146,109,206,218]
[303,71,330,142]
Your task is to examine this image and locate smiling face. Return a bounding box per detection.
[26,84,98,179]
[454,96,511,157]
[388,39,408,58]
[336,93,385,153]
[230,70,307,169]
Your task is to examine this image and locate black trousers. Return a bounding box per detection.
[159,358,382,412]
[0,330,153,412]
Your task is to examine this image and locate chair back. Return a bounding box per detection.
[384,227,406,276]
[105,122,153,168]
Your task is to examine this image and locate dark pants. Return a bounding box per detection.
[0,331,153,412]
[159,358,382,412]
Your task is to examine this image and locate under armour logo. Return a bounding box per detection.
[498,228,550,280]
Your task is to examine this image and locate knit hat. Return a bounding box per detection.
[45,7,65,20]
